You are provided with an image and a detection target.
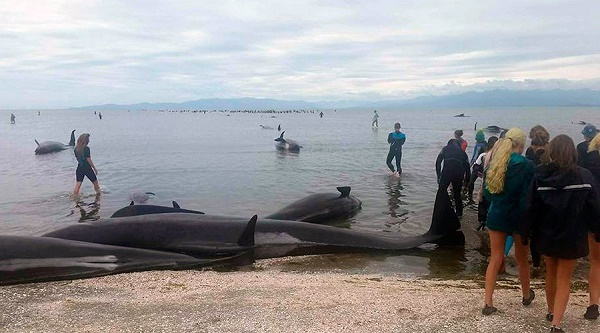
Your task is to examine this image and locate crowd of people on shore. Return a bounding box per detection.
[407,122,600,332]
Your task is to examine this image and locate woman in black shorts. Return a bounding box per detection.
[73,133,100,195]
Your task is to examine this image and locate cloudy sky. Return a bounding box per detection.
[1,0,599,108]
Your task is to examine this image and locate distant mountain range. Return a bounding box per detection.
[69,89,600,111]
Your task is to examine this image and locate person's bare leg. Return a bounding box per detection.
[513,235,532,301]
[545,257,558,316]
[552,259,577,328]
[588,233,600,317]
[73,181,83,196]
[485,230,507,307]
[92,181,100,195]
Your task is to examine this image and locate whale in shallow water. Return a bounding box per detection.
[34,130,76,155]
[265,187,362,223]
[0,235,243,286]
[274,131,302,153]
[43,189,461,260]
[111,201,205,218]
[481,125,507,134]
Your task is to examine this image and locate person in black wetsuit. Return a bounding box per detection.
[577,127,600,320]
[436,139,471,217]
[73,133,100,196]
[386,122,406,176]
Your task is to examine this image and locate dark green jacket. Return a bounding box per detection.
[484,153,535,233]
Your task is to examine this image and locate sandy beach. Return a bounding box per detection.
[1,261,598,333]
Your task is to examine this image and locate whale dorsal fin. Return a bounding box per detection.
[275,131,286,142]
[129,201,135,206]
[237,215,257,247]
[34,139,40,146]
[337,186,351,198]
[172,201,180,209]
[69,130,76,146]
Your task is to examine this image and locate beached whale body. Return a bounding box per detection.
[481,126,507,134]
[111,201,205,218]
[34,130,76,155]
[0,235,237,286]
[265,187,362,223]
[43,190,461,260]
[274,131,301,153]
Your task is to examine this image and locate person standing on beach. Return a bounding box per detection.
[470,130,486,165]
[319,111,324,118]
[580,132,600,320]
[482,128,535,316]
[525,125,550,166]
[522,135,600,332]
[435,139,470,217]
[372,110,379,127]
[386,122,406,177]
[10,113,15,124]
[73,133,100,196]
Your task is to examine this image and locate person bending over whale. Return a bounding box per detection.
[435,139,470,217]
[73,133,100,196]
[386,122,406,176]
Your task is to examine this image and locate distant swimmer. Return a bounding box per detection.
[372,110,379,127]
[319,111,324,118]
[10,113,16,124]
[98,112,102,120]
[474,122,478,131]
[386,122,406,177]
[73,133,100,196]
[94,111,97,115]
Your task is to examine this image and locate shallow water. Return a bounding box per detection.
[1,107,598,278]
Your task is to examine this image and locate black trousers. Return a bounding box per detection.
[439,173,464,216]
[386,149,402,173]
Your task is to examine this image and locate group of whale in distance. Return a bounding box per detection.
[34,130,76,155]
[0,187,462,285]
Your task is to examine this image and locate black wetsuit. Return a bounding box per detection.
[386,131,406,173]
[75,147,97,182]
[436,144,471,216]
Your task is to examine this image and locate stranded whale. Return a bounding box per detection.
[34,130,76,155]
[274,131,302,153]
[265,186,362,223]
[0,235,244,286]
[111,201,205,218]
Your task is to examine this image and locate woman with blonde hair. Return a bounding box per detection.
[523,135,600,332]
[73,133,100,196]
[482,128,535,315]
[583,133,600,320]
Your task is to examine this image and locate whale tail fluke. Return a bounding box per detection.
[34,139,40,146]
[426,187,461,236]
[237,215,258,247]
[69,130,76,146]
[337,186,351,198]
[172,201,181,209]
[275,131,285,142]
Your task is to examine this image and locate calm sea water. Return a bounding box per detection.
[1,107,598,278]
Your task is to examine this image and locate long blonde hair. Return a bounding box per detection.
[588,133,600,152]
[485,128,526,194]
[75,133,90,156]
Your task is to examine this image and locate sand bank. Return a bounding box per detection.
[1,265,598,333]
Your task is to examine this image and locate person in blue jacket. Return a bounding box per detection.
[386,122,406,176]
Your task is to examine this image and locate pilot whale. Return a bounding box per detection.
[111,201,205,218]
[34,130,76,155]
[43,189,461,260]
[274,131,302,153]
[0,235,242,286]
[265,186,362,223]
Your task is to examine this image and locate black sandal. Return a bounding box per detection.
[482,305,497,316]
[584,304,599,320]
[522,289,535,306]
[550,326,564,332]
[546,313,554,322]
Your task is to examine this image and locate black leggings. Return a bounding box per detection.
[440,174,464,216]
[386,149,402,173]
